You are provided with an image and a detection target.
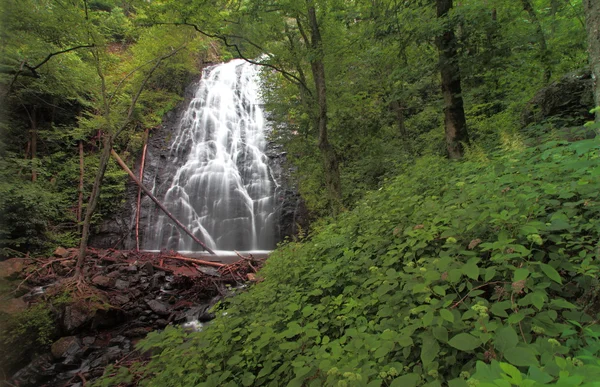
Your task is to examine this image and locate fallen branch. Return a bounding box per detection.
[135,128,150,251]
[162,255,224,268]
[111,149,216,255]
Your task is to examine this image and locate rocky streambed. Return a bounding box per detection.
[0,248,262,387]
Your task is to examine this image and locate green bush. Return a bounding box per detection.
[101,136,600,386]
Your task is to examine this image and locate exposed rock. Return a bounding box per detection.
[123,327,151,338]
[0,297,28,315]
[92,275,115,288]
[522,69,594,127]
[10,353,56,387]
[0,258,28,279]
[53,246,69,258]
[146,300,170,316]
[51,336,81,359]
[63,302,95,332]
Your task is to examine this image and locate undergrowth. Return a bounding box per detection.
[98,135,600,386]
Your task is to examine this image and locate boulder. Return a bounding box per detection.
[0,297,28,315]
[91,275,115,288]
[0,258,28,279]
[51,336,81,359]
[63,302,95,332]
[146,299,170,316]
[522,69,594,127]
[53,247,69,258]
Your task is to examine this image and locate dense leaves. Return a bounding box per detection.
[98,134,600,386]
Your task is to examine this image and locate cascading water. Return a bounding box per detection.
[144,59,277,252]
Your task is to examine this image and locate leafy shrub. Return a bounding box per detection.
[102,136,600,386]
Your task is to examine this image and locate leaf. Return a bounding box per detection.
[390,373,420,387]
[421,334,439,367]
[432,326,448,343]
[440,309,454,323]
[513,268,530,282]
[494,326,519,353]
[499,362,522,383]
[462,262,479,280]
[503,347,539,367]
[540,263,562,284]
[241,372,255,386]
[448,333,481,351]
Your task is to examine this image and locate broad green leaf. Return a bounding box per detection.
[390,373,420,387]
[440,309,454,323]
[499,362,522,383]
[504,347,539,367]
[448,333,481,351]
[513,268,530,282]
[494,326,519,353]
[421,334,439,367]
[540,263,562,284]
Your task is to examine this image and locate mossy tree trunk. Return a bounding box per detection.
[584,0,600,121]
[306,2,342,214]
[436,0,469,159]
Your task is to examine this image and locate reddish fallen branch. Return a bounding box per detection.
[111,149,215,255]
[162,255,225,268]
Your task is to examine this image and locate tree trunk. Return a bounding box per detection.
[520,0,552,83]
[77,141,84,233]
[584,0,600,121]
[111,149,215,255]
[306,3,342,214]
[436,0,469,159]
[30,106,37,182]
[136,128,149,251]
[75,134,112,278]
[390,99,412,154]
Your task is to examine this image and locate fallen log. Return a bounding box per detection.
[162,255,225,268]
[111,149,216,255]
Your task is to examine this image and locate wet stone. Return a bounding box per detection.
[115,279,129,290]
[51,336,81,359]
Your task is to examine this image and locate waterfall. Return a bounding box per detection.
[144,59,277,252]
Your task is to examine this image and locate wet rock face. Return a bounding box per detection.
[522,68,595,127]
[90,68,308,251]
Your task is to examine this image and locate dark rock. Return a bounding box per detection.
[522,68,594,127]
[115,279,130,290]
[82,336,95,346]
[63,302,95,332]
[123,327,151,338]
[10,353,56,387]
[51,336,81,359]
[91,275,115,288]
[141,261,154,275]
[89,346,122,368]
[146,299,170,315]
[126,264,138,273]
[109,335,127,345]
[113,294,130,305]
[155,319,169,328]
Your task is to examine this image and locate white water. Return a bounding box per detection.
[145,60,277,251]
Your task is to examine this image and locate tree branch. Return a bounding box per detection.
[147,22,312,96]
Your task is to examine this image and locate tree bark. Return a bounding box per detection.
[584,0,600,121]
[75,134,112,278]
[436,0,469,159]
[111,149,216,255]
[30,106,37,182]
[135,128,149,251]
[520,0,552,83]
[77,141,84,233]
[306,3,342,214]
[390,99,412,154]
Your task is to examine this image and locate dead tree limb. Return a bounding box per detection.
[162,256,224,267]
[110,149,216,255]
[135,128,149,251]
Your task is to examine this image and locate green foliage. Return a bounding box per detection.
[105,135,600,386]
